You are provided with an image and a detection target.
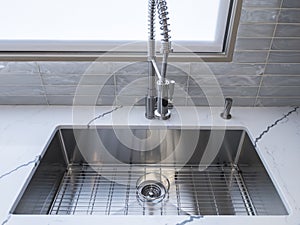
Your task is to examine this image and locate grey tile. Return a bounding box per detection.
[237,24,276,38]
[115,74,147,85]
[243,0,282,8]
[189,75,261,87]
[3,2,300,108]
[240,9,279,23]
[268,51,300,63]
[275,24,300,37]
[42,74,82,85]
[191,62,265,76]
[116,85,147,96]
[97,95,117,106]
[262,75,300,86]
[187,86,206,97]
[0,86,45,96]
[45,85,115,96]
[115,75,149,95]
[229,97,256,106]
[0,74,42,85]
[86,62,128,75]
[172,86,188,97]
[0,63,7,70]
[0,96,47,105]
[167,75,188,86]
[102,85,115,96]
[233,51,268,63]
[282,0,300,8]
[256,97,300,106]
[0,63,5,70]
[188,86,258,97]
[0,62,39,74]
[272,39,300,50]
[172,97,187,106]
[115,96,146,106]
[114,61,189,76]
[80,75,114,85]
[38,62,91,75]
[45,85,77,95]
[113,62,148,75]
[187,97,210,106]
[220,87,259,97]
[265,64,300,75]
[187,97,256,107]
[189,62,215,76]
[73,96,100,105]
[259,86,300,96]
[116,74,188,91]
[218,75,261,86]
[279,9,300,23]
[235,38,272,50]
[75,85,115,96]
[43,74,115,86]
[189,76,220,87]
[47,95,74,105]
[164,63,190,75]
[47,95,99,106]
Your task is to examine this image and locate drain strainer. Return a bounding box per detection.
[136,172,170,204]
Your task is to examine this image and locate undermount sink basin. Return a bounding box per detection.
[12,126,287,216]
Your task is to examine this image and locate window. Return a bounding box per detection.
[0,0,242,61]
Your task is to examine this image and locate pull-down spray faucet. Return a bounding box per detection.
[145,0,174,120]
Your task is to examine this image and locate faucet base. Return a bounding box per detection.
[220,113,232,120]
[145,96,156,119]
[154,109,171,120]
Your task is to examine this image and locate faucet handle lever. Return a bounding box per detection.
[168,80,175,108]
[168,80,175,99]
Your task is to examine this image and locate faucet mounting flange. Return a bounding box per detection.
[155,109,171,120]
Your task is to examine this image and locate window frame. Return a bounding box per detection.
[0,0,242,62]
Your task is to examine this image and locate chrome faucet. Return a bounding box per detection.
[220,98,233,119]
[145,0,174,120]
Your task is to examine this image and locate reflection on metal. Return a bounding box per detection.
[136,172,170,204]
[146,0,174,120]
[220,98,233,120]
[12,127,288,216]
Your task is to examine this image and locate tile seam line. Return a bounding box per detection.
[255,0,284,106]
[35,62,49,105]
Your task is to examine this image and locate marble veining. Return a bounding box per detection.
[87,105,123,127]
[175,216,202,225]
[1,214,11,225]
[0,156,40,180]
[0,106,299,225]
[254,106,300,148]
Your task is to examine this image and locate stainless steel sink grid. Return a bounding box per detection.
[12,127,288,216]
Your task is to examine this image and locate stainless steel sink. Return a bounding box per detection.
[11,126,287,216]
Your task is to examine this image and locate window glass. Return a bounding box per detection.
[0,0,235,56]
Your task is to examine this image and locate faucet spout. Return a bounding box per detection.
[145,61,156,119]
[145,0,173,120]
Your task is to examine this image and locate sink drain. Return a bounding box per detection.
[136,172,170,203]
[141,184,162,199]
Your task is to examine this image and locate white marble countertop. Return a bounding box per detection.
[0,105,299,225]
